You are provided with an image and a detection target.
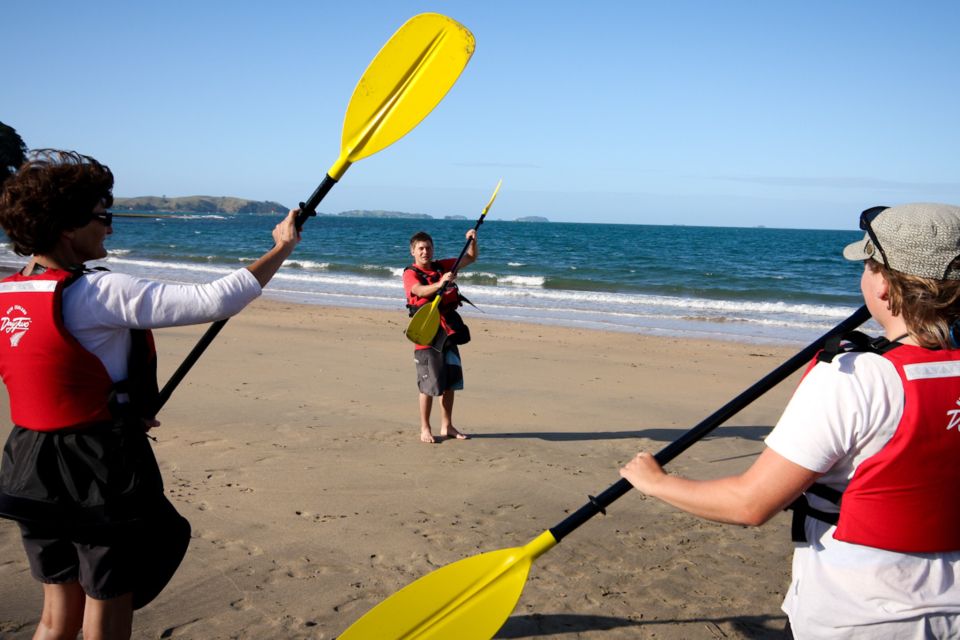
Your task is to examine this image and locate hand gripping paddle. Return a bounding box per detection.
[157,13,475,409]
[339,305,872,639]
[405,179,501,346]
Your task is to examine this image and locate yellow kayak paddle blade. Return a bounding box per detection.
[480,178,502,218]
[339,531,557,640]
[405,296,442,346]
[329,13,476,180]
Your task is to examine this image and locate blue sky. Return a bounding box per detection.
[4,1,959,229]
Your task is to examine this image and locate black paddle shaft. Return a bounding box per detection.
[429,211,486,303]
[449,212,486,275]
[548,305,872,543]
[156,174,338,411]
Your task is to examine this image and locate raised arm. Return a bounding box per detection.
[458,229,478,269]
[246,209,301,288]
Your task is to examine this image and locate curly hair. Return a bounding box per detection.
[0,149,114,255]
[869,258,960,349]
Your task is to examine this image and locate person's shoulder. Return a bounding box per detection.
[74,268,139,288]
[67,269,158,302]
[807,349,900,394]
[831,349,897,373]
[402,265,421,291]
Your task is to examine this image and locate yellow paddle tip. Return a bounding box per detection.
[480,179,503,217]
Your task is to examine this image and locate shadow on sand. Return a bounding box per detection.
[470,425,773,444]
[495,612,789,638]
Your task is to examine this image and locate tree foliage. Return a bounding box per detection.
[0,122,28,185]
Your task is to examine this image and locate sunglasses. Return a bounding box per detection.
[91,211,113,226]
[859,206,889,268]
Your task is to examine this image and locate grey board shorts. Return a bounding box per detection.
[415,344,464,396]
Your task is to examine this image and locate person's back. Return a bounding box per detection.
[621,203,960,638]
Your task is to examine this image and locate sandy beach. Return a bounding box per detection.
[0,298,803,639]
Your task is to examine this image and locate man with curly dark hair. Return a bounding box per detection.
[0,150,302,639]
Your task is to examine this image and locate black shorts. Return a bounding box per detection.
[1,422,190,608]
[18,496,190,607]
[414,344,464,396]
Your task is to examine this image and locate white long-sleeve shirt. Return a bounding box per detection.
[62,268,262,381]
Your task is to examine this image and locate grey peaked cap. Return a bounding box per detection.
[843,203,960,280]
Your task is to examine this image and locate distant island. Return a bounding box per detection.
[334,209,431,219]
[113,196,548,222]
[113,196,287,214]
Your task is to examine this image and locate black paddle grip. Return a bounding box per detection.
[296,174,338,229]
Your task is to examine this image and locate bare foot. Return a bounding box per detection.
[441,426,470,440]
[420,429,438,444]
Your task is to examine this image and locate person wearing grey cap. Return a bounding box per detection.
[620,202,960,638]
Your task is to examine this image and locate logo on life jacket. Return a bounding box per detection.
[1,304,31,347]
[946,397,960,432]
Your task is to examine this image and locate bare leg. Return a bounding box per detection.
[33,582,84,640]
[439,390,469,440]
[82,592,133,640]
[419,392,437,443]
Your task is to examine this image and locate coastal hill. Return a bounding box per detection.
[112,197,549,222]
[335,209,431,219]
[113,196,287,214]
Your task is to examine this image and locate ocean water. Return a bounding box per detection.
[0,214,872,345]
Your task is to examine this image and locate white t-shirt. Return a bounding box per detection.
[62,268,262,381]
[765,351,960,639]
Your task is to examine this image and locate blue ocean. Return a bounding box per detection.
[0,214,871,345]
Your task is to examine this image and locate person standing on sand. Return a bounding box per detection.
[403,229,477,443]
[0,150,301,639]
[620,203,960,639]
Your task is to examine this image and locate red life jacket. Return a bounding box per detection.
[404,261,462,317]
[835,344,960,552]
[790,334,960,553]
[0,268,159,431]
[403,260,473,349]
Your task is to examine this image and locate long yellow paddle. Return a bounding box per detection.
[405,178,501,346]
[340,305,872,639]
[157,13,475,408]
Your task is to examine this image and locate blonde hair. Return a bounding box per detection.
[870,259,960,349]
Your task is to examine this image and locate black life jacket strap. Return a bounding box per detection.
[404,264,437,284]
[459,292,479,311]
[66,266,160,420]
[787,494,840,543]
[786,483,844,542]
[817,329,905,364]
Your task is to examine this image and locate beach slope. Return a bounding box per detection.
[0,299,798,639]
